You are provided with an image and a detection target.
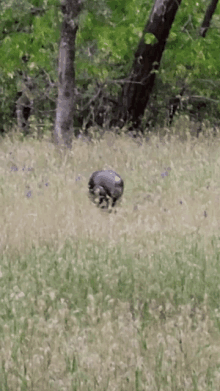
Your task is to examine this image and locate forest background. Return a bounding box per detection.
[1,0,220,137]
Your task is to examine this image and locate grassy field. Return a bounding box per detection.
[1,126,220,390]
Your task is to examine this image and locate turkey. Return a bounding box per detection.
[88,170,124,208]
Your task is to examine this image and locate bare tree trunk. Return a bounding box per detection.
[16,94,32,130]
[200,0,219,37]
[16,76,34,133]
[114,0,182,129]
[168,86,185,125]
[54,0,81,147]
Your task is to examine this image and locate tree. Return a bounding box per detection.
[200,0,219,37]
[54,0,81,147]
[113,0,182,129]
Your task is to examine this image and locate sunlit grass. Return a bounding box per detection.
[1,126,220,390]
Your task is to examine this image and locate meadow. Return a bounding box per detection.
[1,122,220,390]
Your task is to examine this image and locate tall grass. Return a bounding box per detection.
[1,127,220,390]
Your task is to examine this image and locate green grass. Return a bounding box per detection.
[1,126,220,390]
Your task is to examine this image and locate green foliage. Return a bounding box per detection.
[163,1,220,98]
[144,33,158,45]
[0,0,59,131]
[76,0,149,83]
[0,1,60,74]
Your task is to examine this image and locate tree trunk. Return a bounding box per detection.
[16,94,32,131]
[114,0,182,129]
[200,0,219,37]
[16,76,34,133]
[54,0,81,147]
[168,86,185,125]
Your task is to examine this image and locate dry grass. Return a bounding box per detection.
[1,127,220,390]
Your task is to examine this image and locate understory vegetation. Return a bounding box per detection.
[1,123,220,390]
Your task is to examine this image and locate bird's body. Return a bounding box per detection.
[88,170,124,208]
